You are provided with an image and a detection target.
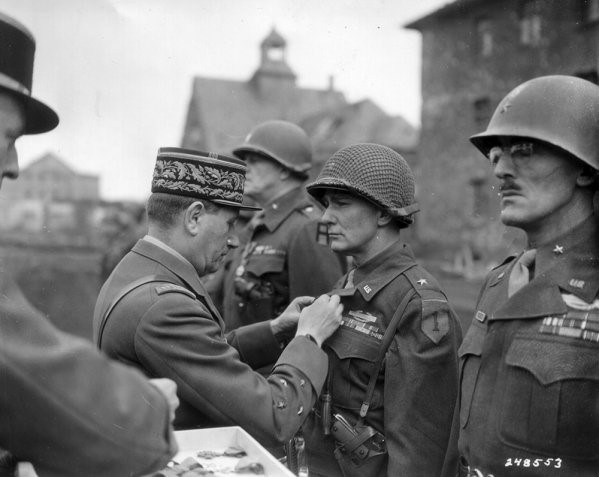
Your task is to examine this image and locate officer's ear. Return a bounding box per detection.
[377,210,393,227]
[576,165,598,188]
[183,201,208,235]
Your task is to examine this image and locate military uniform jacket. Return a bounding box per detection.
[0,272,176,476]
[302,240,462,477]
[92,238,328,447]
[458,218,599,476]
[221,186,345,330]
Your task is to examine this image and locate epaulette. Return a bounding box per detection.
[403,266,443,297]
[155,283,196,299]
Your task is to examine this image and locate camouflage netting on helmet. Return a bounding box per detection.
[307,143,419,225]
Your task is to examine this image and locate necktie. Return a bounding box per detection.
[508,248,537,297]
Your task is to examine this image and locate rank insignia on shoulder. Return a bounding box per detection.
[155,284,196,299]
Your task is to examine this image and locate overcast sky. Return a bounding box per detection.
[3,0,449,201]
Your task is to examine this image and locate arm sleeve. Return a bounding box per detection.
[288,220,346,299]
[383,295,462,477]
[226,321,283,369]
[136,293,328,447]
[0,276,176,477]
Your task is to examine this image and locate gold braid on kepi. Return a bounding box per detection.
[306,143,419,228]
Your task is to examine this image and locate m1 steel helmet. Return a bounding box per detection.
[306,143,419,228]
[470,75,599,171]
[233,120,313,179]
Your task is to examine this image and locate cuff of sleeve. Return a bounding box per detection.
[274,336,328,393]
[232,321,282,368]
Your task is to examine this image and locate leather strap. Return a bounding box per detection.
[96,274,173,349]
[358,289,416,422]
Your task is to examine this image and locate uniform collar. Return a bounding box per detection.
[331,240,417,302]
[533,216,599,303]
[260,186,316,232]
[491,217,599,320]
[134,237,209,302]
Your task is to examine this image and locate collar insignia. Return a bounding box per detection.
[569,279,585,289]
[363,285,372,294]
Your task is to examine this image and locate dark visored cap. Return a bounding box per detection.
[152,147,261,211]
[0,12,59,134]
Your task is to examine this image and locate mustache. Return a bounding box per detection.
[499,180,521,193]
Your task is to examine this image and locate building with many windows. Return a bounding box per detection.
[406,0,599,264]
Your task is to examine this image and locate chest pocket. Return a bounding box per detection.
[326,316,383,411]
[499,333,599,460]
[245,253,286,277]
[458,318,486,429]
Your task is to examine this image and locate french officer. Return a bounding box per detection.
[93,147,344,446]
[459,75,599,476]
[302,143,462,477]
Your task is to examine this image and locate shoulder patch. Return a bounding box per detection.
[155,284,196,299]
[403,266,452,344]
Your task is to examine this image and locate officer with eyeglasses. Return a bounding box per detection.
[458,75,599,477]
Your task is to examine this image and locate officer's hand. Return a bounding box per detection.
[296,294,343,347]
[271,296,315,338]
[149,378,179,423]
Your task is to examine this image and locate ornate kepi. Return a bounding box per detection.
[151,147,261,210]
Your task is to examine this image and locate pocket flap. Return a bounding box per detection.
[326,324,380,362]
[246,254,285,277]
[506,335,599,385]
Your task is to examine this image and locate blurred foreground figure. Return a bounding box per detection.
[0,11,178,477]
[302,143,462,477]
[93,147,343,446]
[459,75,599,476]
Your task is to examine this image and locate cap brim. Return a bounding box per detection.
[1,86,59,134]
[211,198,262,211]
[23,95,59,134]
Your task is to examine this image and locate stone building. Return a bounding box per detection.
[180,28,418,176]
[406,0,599,265]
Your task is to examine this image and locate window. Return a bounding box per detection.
[520,0,542,46]
[473,97,492,131]
[583,0,599,22]
[470,175,490,218]
[476,18,493,57]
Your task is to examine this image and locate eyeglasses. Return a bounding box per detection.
[486,142,535,166]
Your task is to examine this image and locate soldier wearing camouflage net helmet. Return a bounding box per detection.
[302,143,462,477]
[459,75,599,477]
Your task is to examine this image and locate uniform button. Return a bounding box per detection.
[299,379,306,387]
[297,406,304,415]
[276,400,286,409]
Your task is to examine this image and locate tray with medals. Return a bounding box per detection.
[148,426,294,477]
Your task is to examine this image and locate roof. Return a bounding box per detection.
[404,0,482,30]
[181,75,346,154]
[300,99,419,152]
